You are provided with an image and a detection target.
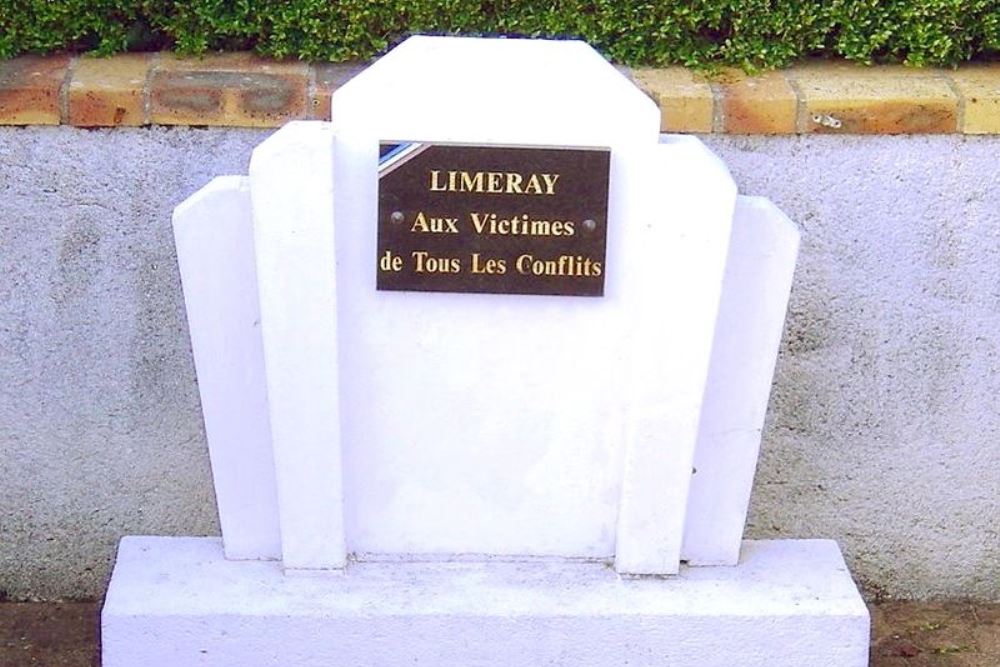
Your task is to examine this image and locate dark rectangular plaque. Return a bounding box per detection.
[377,142,610,296]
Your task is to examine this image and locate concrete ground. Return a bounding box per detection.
[0,600,997,666]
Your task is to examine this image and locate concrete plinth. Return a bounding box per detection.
[102,536,869,667]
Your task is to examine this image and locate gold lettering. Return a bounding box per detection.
[412,251,461,273]
[470,211,489,233]
[530,219,551,236]
[460,171,483,192]
[410,211,459,234]
[549,221,567,236]
[470,253,507,275]
[411,211,430,233]
[427,170,559,195]
[514,254,601,277]
[486,172,503,193]
[379,250,403,272]
[429,171,446,191]
[468,212,577,237]
[506,173,523,194]
[412,250,429,272]
[523,174,543,195]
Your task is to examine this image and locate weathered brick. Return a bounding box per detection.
[68,54,151,127]
[632,67,714,133]
[789,62,957,134]
[150,54,309,127]
[717,70,797,134]
[949,65,1000,134]
[311,62,366,120]
[0,55,72,125]
[3,53,997,136]
[157,52,308,75]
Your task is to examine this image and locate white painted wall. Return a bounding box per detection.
[1,127,997,600]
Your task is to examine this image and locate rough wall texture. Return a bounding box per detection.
[0,127,260,601]
[704,135,1000,602]
[0,127,997,601]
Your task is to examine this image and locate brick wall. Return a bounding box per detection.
[1,54,998,134]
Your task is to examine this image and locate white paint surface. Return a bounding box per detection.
[102,535,870,667]
[5,128,998,602]
[683,194,801,565]
[172,176,280,560]
[613,138,736,573]
[170,42,781,575]
[327,36,728,563]
[249,122,346,569]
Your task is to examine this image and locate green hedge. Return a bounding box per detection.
[2,1,999,69]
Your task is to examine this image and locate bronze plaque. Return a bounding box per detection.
[377,142,610,296]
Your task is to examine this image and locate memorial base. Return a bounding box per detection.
[102,536,869,667]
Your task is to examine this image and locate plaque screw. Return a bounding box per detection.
[582,218,597,232]
[390,211,404,224]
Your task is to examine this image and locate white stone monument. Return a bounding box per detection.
[102,36,869,666]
